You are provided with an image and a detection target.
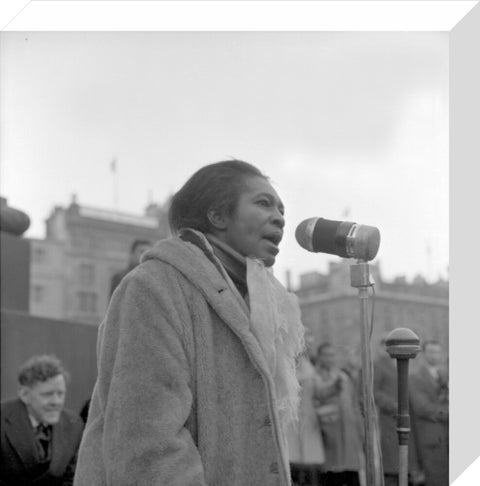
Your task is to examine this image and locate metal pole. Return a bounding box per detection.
[398,444,409,486]
[385,328,421,486]
[350,262,376,486]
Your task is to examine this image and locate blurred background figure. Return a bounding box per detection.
[288,331,326,486]
[340,347,361,384]
[110,239,152,296]
[1,354,84,486]
[313,343,364,486]
[410,340,449,486]
[373,337,422,486]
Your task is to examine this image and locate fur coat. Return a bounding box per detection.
[73,234,294,486]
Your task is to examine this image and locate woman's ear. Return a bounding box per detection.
[207,208,228,231]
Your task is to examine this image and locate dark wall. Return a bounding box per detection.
[0,231,30,312]
[1,310,98,413]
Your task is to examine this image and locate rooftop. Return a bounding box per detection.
[78,206,159,229]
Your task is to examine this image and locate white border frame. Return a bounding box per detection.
[1,1,479,484]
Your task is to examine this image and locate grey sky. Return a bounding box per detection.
[0,31,449,286]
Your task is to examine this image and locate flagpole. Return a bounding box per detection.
[111,157,118,211]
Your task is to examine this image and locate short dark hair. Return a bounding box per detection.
[130,239,152,254]
[168,159,267,234]
[18,355,69,387]
[422,340,442,352]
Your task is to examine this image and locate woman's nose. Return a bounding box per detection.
[273,208,285,228]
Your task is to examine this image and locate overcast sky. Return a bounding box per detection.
[0,31,449,287]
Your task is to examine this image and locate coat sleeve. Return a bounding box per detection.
[94,263,206,485]
[62,449,78,486]
[313,374,341,403]
[409,373,448,423]
[373,364,397,415]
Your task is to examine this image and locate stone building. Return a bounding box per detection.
[1,196,99,409]
[29,196,169,325]
[296,260,448,369]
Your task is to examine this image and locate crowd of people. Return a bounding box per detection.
[288,338,449,486]
[1,160,449,485]
[0,339,449,486]
[288,341,365,486]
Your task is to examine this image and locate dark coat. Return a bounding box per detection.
[1,399,84,486]
[409,364,449,486]
[373,354,420,476]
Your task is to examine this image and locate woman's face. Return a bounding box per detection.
[216,176,285,267]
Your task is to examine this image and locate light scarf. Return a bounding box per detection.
[202,232,305,426]
[246,257,305,426]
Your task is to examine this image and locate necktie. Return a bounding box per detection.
[35,424,52,462]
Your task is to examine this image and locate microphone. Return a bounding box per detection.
[295,217,380,261]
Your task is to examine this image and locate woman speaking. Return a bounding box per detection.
[74,160,305,486]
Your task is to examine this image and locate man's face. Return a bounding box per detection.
[217,176,285,267]
[20,374,66,425]
[305,332,316,360]
[317,346,337,370]
[424,343,443,367]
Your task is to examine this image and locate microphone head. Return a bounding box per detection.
[295,217,380,261]
[385,328,421,359]
[295,218,318,252]
[352,224,381,262]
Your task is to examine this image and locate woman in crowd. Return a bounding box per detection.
[74,160,304,486]
[313,343,365,486]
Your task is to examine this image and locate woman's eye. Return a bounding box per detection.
[257,199,270,207]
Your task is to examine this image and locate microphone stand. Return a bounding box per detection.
[350,261,376,486]
[385,328,420,486]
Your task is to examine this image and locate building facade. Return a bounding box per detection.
[30,197,169,325]
[296,261,448,368]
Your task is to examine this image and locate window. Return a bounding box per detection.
[77,291,97,313]
[78,263,95,285]
[33,247,47,263]
[32,285,45,303]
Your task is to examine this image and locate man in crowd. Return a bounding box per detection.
[1,355,84,485]
[110,238,152,296]
[410,340,449,486]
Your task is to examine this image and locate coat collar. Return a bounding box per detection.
[3,399,40,471]
[49,413,73,475]
[143,234,274,383]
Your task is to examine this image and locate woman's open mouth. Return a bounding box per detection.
[262,232,282,253]
[263,231,282,245]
